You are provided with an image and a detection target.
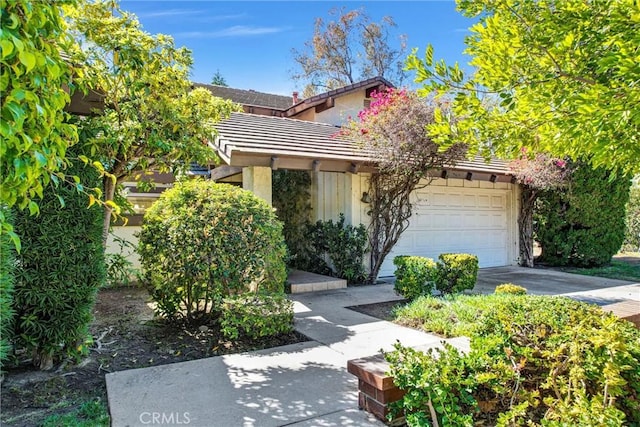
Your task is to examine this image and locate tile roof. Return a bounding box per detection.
[194,83,293,110]
[213,112,511,175]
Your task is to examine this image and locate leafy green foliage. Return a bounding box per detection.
[389,294,640,426]
[13,159,105,370]
[494,283,527,295]
[624,178,640,252]
[387,343,476,427]
[0,1,77,212]
[393,256,436,300]
[0,207,15,369]
[67,0,241,238]
[272,170,314,269]
[220,294,293,341]
[313,214,367,284]
[291,7,407,96]
[104,235,139,288]
[42,398,109,427]
[138,181,287,321]
[281,213,368,283]
[0,0,78,245]
[434,253,478,294]
[536,163,630,267]
[407,0,640,176]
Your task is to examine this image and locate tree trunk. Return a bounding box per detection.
[518,187,537,267]
[102,176,117,248]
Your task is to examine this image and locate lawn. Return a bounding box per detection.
[557,258,640,282]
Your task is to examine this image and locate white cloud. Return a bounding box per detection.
[197,13,248,23]
[176,25,288,38]
[138,9,203,18]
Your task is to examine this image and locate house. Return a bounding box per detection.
[109,77,520,277]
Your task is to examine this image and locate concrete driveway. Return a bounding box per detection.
[474,266,639,305]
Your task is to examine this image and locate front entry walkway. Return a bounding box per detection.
[106,285,457,427]
[106,268,639,427]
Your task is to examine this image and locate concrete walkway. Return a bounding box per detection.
[106,268,639,427]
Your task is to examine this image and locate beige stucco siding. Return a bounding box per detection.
[106,226,142,269]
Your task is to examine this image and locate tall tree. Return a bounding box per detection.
[67,0,240,241]
[211,69,228,86]
[0,0,77,246]
[292,7,407,97]
[406,0,639,176]
[340,89,467,282]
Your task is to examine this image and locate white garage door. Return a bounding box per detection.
[378,185,511,277]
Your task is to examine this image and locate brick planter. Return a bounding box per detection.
[602,300,640,328]
[347,353,404,425]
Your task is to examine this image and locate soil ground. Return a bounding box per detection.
[0,287,306,427]
[347,299,407,322]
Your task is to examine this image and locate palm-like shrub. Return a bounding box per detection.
[13,161,105,370]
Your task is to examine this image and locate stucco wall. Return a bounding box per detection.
[106,226,142,269]
[314,90,368,126]
[294,90,368,126]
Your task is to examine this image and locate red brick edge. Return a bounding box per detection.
[602,300,640,328]
[347,354,405,424]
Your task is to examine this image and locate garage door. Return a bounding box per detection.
[378,185,511,277]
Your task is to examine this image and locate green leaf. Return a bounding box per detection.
[18,50,36,73]
[34,151,47,167]
[425,44,434,67]
[27,201,40,215]
[0,39,14,58]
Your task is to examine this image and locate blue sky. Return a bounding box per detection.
[120,1,476,96]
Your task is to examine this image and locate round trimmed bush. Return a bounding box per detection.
[495,283,527,295]
[138,180,287,320]
[393,255,437,300]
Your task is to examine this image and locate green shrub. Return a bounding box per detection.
[387,343,476,427]
[393,256,437,300]
[623,179,640,252]
[138,181,287,321]
[105,235,139,288]
[315,214,367,284]
[13,160,105,370]
[434,253,478,294]
[494,283,527,295]
[220,294,293,340]
[272,170,314,269]
[388,294,640,426]
[536,163,630,266]
[0,207,15,369]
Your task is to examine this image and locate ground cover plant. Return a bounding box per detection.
[389,294,640,426]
